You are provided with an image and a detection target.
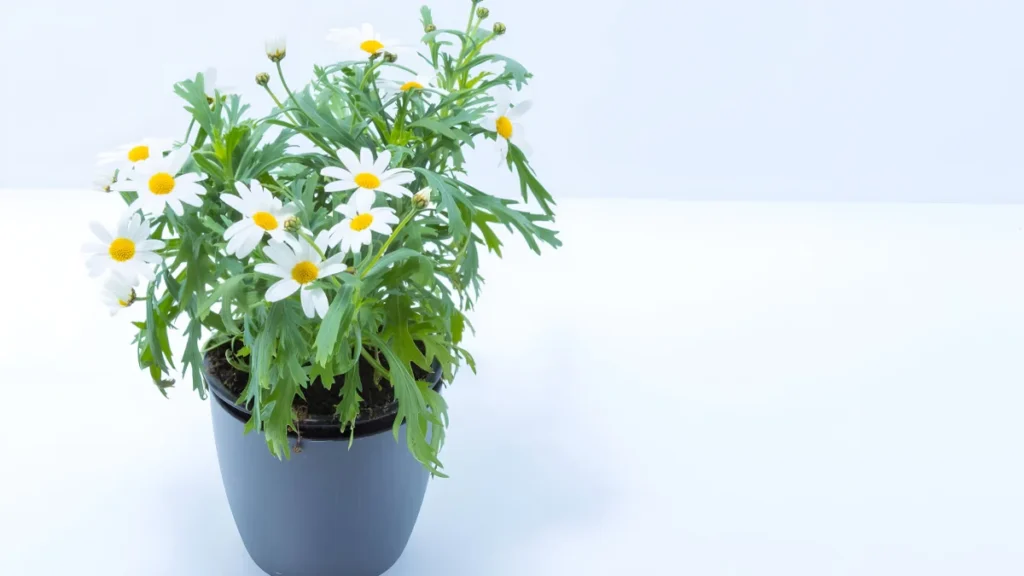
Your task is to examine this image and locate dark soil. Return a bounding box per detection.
[206,341,431,431]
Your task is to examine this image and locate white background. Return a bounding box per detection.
[2,0,1024,200]
[1,191,1024,574]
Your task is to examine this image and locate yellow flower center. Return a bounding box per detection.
[108,238,136,262]
[291,261,319,284]
[127,145,150,163]
[360,39,384,54]
[350,213,374,231]
[118,299,130,307]
[496,116,513,139]
[354,172,381,189]
[252,211,278,231]
[401,81,424,91]
[148,172,176,195]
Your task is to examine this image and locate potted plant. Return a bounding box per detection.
[84,2,559,575]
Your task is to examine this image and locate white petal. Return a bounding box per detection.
[377,182,412,198]
[507,100,533,119]
[168,197,185,215]
[266,279,300,302]
[367,220,393,235]
[222,193,247,214]
[336,148,360,171]
[318,263,346,278]
[165,147,191,174]
[373,150,392,172]
[321,166,353,181]
[263,239,297,267]
[300,289,316,318]
[89,222,112,243]
[136,239,164,251]
[325,180,358,193]
[311,288,329,318]
[254,263,290,278]
[359,148,373,169]
[354,189,375,212]
[224,219,251,241]
[381,169,414,185]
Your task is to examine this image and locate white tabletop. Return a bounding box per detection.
[2,191,1023,575]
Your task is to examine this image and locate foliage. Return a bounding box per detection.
[89,3,559,475]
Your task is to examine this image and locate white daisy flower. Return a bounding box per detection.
[102,275,139,316]
[328,189,399,254]
[327,23,406,59]
[487,89,533,161]
[255,233,346,319]
[265,35,287,62]
[321,148,414,199]
[96,138,175,176]
[112,147,207,216]
[84,213,165,282]
[221,180,299,258]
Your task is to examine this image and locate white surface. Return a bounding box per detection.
[3,0,1024,201]
[2,191,1024,575]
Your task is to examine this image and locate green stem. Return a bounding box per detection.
[262,85,335,157]
[360,208,418,278]
[360,347,391,381]
[359,61,383,91]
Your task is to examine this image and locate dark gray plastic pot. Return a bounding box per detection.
[203,358,441,576]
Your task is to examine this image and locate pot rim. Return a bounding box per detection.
[202,351,443,441]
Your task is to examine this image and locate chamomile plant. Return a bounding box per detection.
[86,3,558,475]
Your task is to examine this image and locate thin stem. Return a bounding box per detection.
[262,85,336,157]
[360,347,391,381]
[263,85,301,126]
[275,61,297,104]
[360,208,418,278]
[359,61,383,91]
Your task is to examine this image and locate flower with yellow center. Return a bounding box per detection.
[327,188,399,254]
[84,213,165,282]
[221,180,299,258]
[255,233,347,319]
[102,275,139,316]
[326,23,406,60]
[321,147,414,199]
[486,89,533,162]
[112,147,207,216]
[96,138,175,176]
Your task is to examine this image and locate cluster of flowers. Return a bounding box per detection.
[86,21,532,320]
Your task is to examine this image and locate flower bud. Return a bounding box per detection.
[283,216,301,232]
[383,51,398,63]
[413,188,432,209]
[265,36,287,62]
[476,7,490,18]
[493,22,506,35]
[424,24,437,33]
[255,72,271,86]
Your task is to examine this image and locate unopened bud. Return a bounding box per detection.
[383,51,398,63]
[492,22,506,35]
[255,72,271,86]
[424,24,437,33]
[413,188,432,208]
[265,36,287,62]
[283,216,301,232]
[476,7,490,18]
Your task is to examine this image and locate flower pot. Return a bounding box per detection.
[203,356,442,576]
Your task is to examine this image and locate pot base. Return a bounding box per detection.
[210,394,430,576]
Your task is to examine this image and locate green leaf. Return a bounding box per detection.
[314,286,358,366]
[144,282,168,375]
[411,168,470,239]
[198,274,251,319]
[373,337,443,474]
[386,295,429,371]
[361,248,426,281]
[336,363,363,439]
[180,302,207,398]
